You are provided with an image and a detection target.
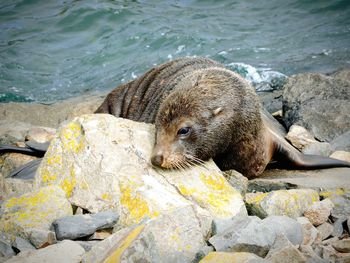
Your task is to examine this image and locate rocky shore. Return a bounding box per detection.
[1,70,350,262]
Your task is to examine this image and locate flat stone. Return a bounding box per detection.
[199,252,268,263]
[331,238,350,253]
[82,205,210,263]
[0,185,72,237]
[251,168,350,192]
[208,215,303,258]
[245,189,319,218]
[265,234,306,263]
[23,228,56,249]
[5,240,85,263]
[52,211,119,240]
[303,199,334,226]
[316,222,334,242]
[296,217,319,246]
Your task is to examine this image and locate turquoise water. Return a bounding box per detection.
[1,0,349,102]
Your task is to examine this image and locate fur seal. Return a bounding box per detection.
[95,57,350,178]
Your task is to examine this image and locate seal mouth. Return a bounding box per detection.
[151,152,204,170]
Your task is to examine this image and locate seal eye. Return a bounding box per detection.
[177,127,191,137]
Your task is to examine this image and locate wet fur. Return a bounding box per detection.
[96,57,350,178]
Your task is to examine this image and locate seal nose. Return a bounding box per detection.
[151,154,164,167]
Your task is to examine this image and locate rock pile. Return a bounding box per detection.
[1,69,350,262]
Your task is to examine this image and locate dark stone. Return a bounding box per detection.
[52,211,119,240]
[282,71,350,142]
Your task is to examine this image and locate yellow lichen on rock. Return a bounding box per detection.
[245,189,319,218]
[103,224,145,263]
[173,169,244,218]
[0,185,72,236]
[60,121,85,153]
[119,181,159,225]
[200,252,263,263]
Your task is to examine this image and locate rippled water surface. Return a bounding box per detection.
[1,0,349,102]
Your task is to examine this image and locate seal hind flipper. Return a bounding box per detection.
[271,135,350,170]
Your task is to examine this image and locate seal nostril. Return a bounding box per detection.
[151,154,164,167]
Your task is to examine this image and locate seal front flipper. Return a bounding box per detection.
[271,135,350,170]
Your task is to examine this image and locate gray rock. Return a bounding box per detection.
[82,205,209,263]
[265,234,306,263]
[208,215,303,258]
[296,217,318,246]
[5,240,85,263]
[262,216,303,246]
[211,213,250,236]
[223,170,248,196]
[282,72,350,142]
[0,239,15,259]
[316,222,334,242]
[24,228,56,249]
[52,211,119,240]
[12,237,35,253]
[258,90,283,114]
[332,217,347,238]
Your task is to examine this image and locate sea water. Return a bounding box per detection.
[0,0,349,102]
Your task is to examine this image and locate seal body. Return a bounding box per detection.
[96,57,350,178]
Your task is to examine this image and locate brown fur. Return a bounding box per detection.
[96,57,350,178]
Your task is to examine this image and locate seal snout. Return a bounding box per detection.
[151,154,164,167]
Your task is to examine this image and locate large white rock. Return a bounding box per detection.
[34,114,246,227]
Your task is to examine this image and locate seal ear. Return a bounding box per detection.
[212,107,223,116]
